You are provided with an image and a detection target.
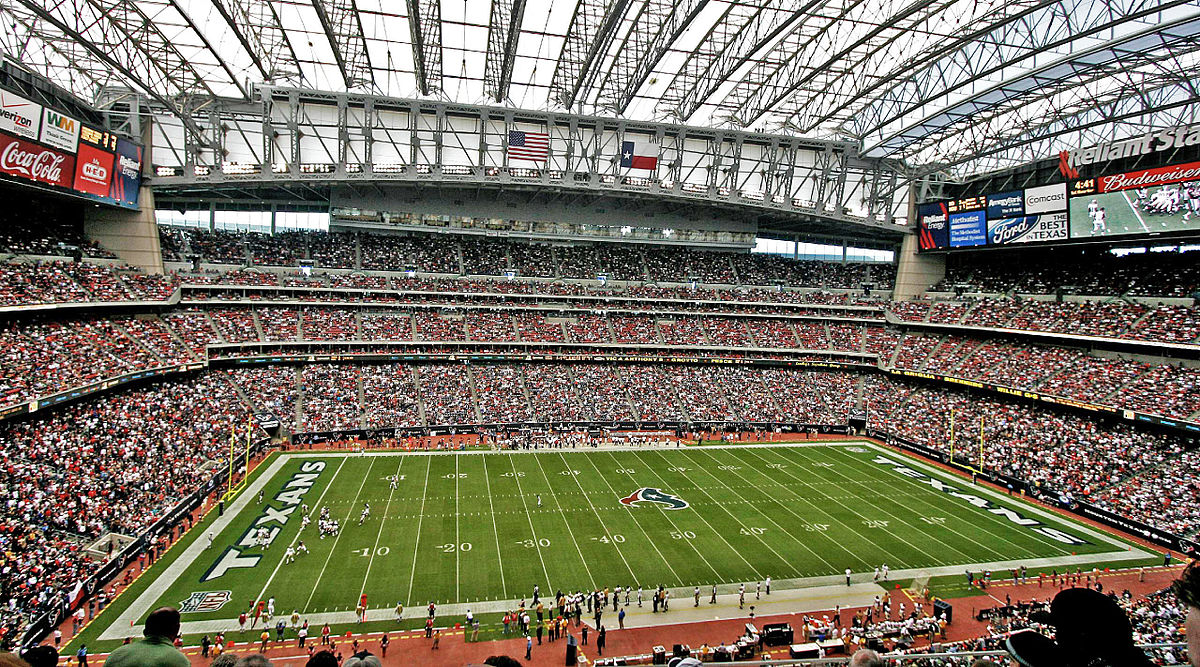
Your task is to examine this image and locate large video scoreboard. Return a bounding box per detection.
[0,88,142,210]
[917,184,1068,250]
[918,124,1200,252]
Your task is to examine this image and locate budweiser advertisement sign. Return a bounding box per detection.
[1094,159,1200,193]
[0,131,74,188]
[1057,124,1200,178]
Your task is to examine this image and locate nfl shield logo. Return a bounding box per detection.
[180,591,232,613]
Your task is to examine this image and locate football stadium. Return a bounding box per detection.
[1,2,1200,666]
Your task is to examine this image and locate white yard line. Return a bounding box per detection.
[479,453,509,599]
[527,451,599,590]
[592,448,715,583]
[1123,190,1151,233]
[102,454,293,639]
[455,455,461,602]
[302,458,377,612]
[405,456,433,604]
[665,448,819,576]
[359,457,406,600]
[555,452,641,585]
[253,456,349,612]
[629,450,764,580]
[580,451,689,584]
[821,445,1051,560]
[506,453,557,597]
[102,446,1152,642]
[861,442,1135,551]
[686,447,872,571]
[739,446,921,568]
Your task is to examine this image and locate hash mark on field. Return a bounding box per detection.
[820,446,1040,560]
[667,450,803,577]
[555,452,640,584]
[741,447,908,568]
[529,452,597,590]
[687,448,859,571]
[583,452,688,584]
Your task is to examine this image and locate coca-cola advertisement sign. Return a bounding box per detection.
[0,131,73,188]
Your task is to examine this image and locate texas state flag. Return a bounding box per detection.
[620,140,658,170]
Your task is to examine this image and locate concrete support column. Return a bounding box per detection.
[893,233,945,300]
[83,185,165,275]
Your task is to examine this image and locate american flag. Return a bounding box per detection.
[508,130,549,163]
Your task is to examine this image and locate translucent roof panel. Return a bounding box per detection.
[2,0,1197,177]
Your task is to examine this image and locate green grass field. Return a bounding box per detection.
[83,442,1147,648]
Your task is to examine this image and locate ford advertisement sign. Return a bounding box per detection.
[988,213,1068,245]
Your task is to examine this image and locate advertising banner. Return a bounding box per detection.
[109,138,143,207]
[986,190,1024,220]
[1094,159,1200,193]
[0,90,41,140]
[948,210,987,247]
[917,202,949,250]
[73,142,114,197]
[38,107,80,153]
[1024,183,1067,214]
[987,213,1068,245]
[0,131,74,188]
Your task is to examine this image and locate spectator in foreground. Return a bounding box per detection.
[104,607,190,667]
[849,649,885,667]
[1173,560,1200,667]
[1005,587,1154,667]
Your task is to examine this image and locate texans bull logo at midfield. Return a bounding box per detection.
[620,487,688,510]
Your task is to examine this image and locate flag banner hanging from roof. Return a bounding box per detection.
[620,138,658,170]
[508,130,548,163]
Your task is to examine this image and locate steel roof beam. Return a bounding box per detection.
[406,0,442,96]
[854,0,1193,154]
[598,0,709,114]
[550,0,632,110]
[665,4,807,122]
[899,19,1200,163]
[208,0,302,84]
[729,0,952,128]
[945,78,1200,177]
[784,0,1055,134]
[13,0,212,139]
[483,0,526,102]
[166,0,248,99]
[311,0,375,90]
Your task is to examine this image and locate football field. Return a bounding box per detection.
[95,442,1146,641]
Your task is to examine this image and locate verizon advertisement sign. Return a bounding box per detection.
[0,91,41,141]
[0,131,74,188]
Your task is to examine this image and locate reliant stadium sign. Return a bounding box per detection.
[1058,123,1200,178]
